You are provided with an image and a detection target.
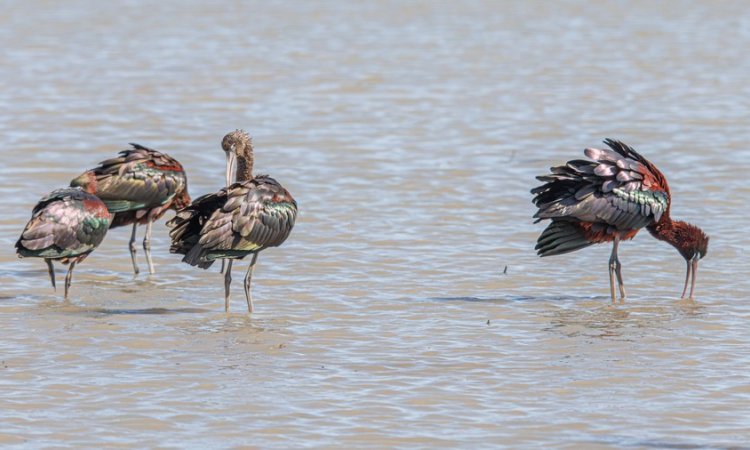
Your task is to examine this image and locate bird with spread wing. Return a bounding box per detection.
[532,139,709,301]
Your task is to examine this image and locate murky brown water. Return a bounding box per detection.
[2,1,750,448]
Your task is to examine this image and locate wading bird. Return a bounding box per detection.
[16,187,111,299]
[531,139,709,301]
[168,130,297,312]
[71,144,190,275]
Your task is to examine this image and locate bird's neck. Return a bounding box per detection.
[236,145,254,182]
[647,213,695,260]
[647,210,676,244]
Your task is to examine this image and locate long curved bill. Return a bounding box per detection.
[225,151,237,187]
[680,254,700,299]
[221,150,237,275]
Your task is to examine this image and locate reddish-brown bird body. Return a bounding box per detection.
[532,139,709,301]
[575,222,640,245]
[71,143,190,275]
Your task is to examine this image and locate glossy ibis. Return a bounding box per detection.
[71,144,190,275]
[16,187,111,299]
[168,130,297,312]
[532,139,709,301]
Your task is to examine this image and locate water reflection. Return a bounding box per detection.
[544,297,707,339]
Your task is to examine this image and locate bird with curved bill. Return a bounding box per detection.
[168,130,297,313]
[531,139,709,302]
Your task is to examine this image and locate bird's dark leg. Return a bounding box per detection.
[64,262,76,300]
[224,259,233,312]
[220,259,225,274]
[143,219,155,275]
[680,259,692,299]
[129,223,140,275]
[45,259,56,292]
[244,253,259,313]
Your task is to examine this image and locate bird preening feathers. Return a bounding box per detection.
[71,143,190,275]
[168,130,297,313]
[15,132,296,311]
[532,139,709,301]
[16,187,112,299]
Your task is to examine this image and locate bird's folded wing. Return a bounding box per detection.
[198,180,297,252]
[17,189,109,257]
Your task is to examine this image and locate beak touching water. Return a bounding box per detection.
[681,253,700,299]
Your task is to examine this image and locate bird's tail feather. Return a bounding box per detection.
[535,220,593,257]
[182,243,214,269]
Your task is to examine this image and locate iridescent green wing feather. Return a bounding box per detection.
[198,177,297,260]
[71,144,188,213]
[532,139,669,231]
[531,139,671,256]
[16,188,110,259]
[169,177,296,267]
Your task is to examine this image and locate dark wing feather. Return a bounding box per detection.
[168,177,297,269]
[167,188,229,268]
[201,176,297,254]
[531,139,669,232]
[535,220,594,257]
[70,144,189,213]
[16,188,110,259]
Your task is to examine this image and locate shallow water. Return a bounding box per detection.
[1,1,750,448]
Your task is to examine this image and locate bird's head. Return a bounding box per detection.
[672,221,709,262]
[649,219,709,299]
[672,221,709,299]
[221,129,251,186]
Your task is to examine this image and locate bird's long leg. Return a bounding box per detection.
[244,253,259,313]
[129,222,140,275]
[680,259,693,299]
[224,259,233,312]
[608,235,627,303]
[608,237,618,303]
[64,262,76,300]
[220,259,225,274]
[143,219,155,275]
[612,235,626,301]
[688,257,699,299]
[614,264,627,300]
[45,259,56,292]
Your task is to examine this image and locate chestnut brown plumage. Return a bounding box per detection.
[71,144,190,275]
[531,139,709,301]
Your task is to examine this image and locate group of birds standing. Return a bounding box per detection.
[16,136,708,310]
[15,130,297,312]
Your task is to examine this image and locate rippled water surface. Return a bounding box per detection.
[2,1,750,448]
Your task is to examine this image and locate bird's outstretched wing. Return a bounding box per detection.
[16,188,111,259]
[71,144,188,213]
[531,139,670,232]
